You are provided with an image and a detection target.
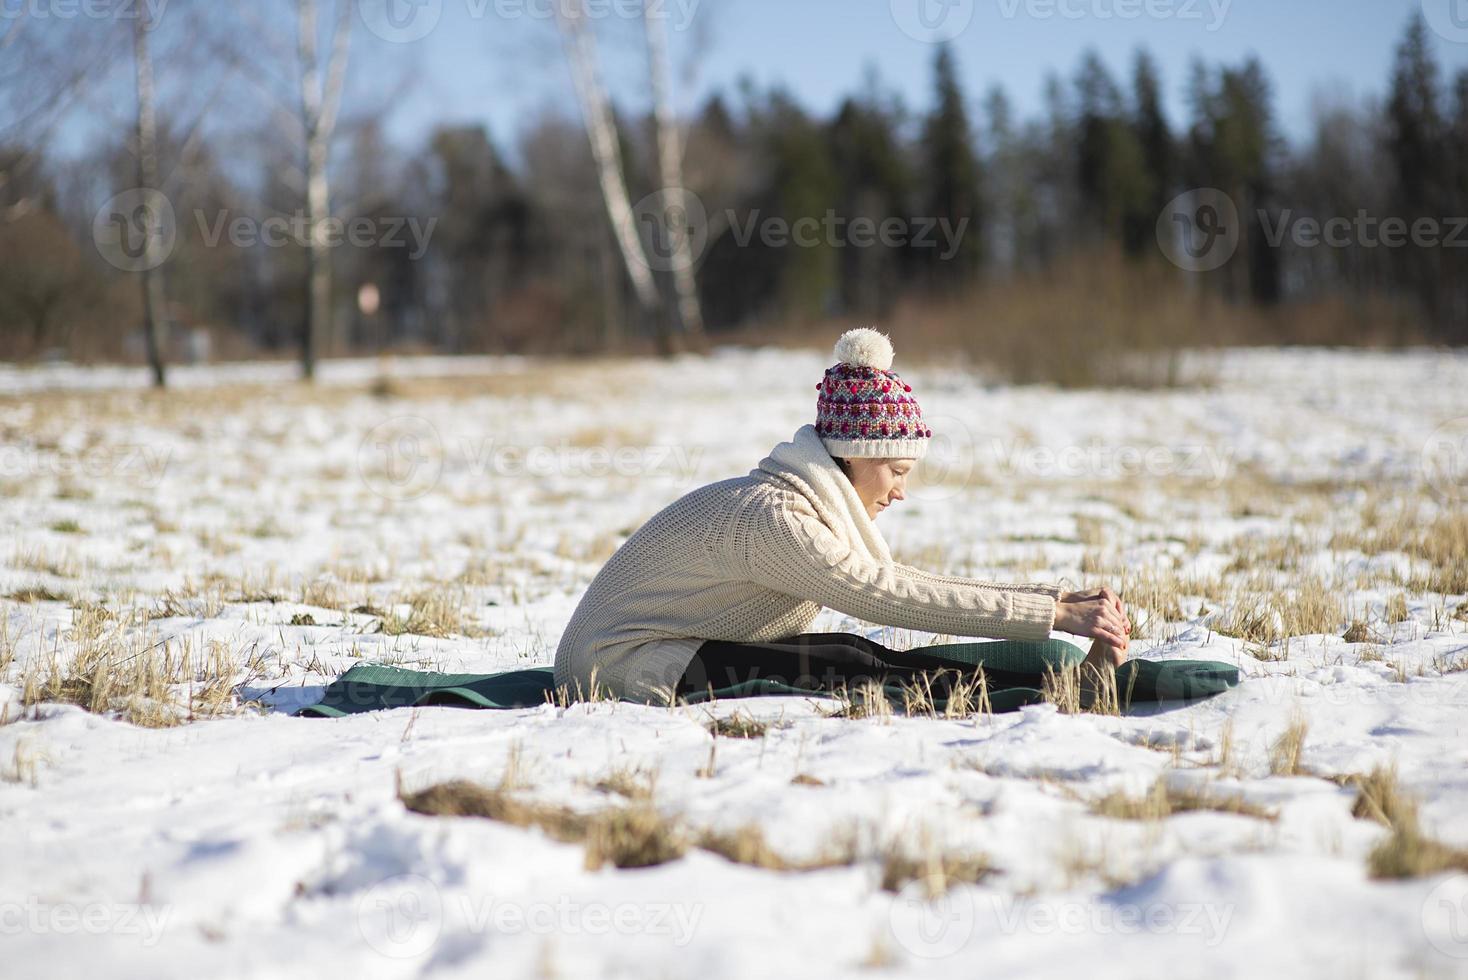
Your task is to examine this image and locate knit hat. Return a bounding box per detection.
[815,328,931,459]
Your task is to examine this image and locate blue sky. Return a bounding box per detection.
[43,0,1468,164]
[354,0,1468,161]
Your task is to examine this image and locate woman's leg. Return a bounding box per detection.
[677,632,931,696]
[889,638,1084,695]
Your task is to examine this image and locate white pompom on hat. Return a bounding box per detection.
[814,327,930,460]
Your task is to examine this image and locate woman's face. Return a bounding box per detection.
[839,457,915,520]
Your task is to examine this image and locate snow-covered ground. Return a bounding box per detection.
[2,345,1467,979]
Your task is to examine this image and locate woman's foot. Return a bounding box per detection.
[1083,637,1127,671]
[1078,638,1128,709]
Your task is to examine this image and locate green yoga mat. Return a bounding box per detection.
[294,641,1240,717]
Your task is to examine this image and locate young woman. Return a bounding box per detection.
[552,328,1132,705]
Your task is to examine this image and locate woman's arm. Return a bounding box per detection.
[736,505,1057,641]
[889,562,1066,599]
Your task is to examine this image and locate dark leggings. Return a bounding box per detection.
[675,632,1084,698]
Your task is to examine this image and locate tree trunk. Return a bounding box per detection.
[297,0,352,381]
[133,11,167,388]
[643,4,706,351]
[554,0,668,353]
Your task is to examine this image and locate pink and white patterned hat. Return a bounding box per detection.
[815,328,931,459]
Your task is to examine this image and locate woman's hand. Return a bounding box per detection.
[1054,587,1131,650]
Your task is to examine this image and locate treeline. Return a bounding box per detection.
[0,12,1463,366]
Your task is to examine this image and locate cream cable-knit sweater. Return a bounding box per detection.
[552,424,1065,703]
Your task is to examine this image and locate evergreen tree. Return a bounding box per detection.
[1386,13,1449,333]
[920,45,983,291]
[827,67,912,316]
[1130,50,1174,256]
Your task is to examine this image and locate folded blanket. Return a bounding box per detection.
[294,651,1239,717]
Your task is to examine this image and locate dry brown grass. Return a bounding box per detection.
[402,778,872,875]
[1042,661,1135,716]
[1088,778,1278,822]
[590,764,658,801]
[885,246,1251,388]
[17,625,245,728]
[1342,765,1468,879]
[375,585,493,639]
[877,829,995,897]
[819,679,895,722]
[706,710,768,739]
[1267,713,1309,776]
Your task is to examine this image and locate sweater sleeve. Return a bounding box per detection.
[736,501,1056,641]
[891,563,1066,600]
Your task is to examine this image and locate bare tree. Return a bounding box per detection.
[553,0,668,353]
[132,8,169,388]
[642,3,706,349]
[0,15,122,225]
[296,0,353,380]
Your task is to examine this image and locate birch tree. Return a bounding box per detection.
[553,0,669,353]
[297,0,353,380]
[642,3,706,348]
[132,8,168,388]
